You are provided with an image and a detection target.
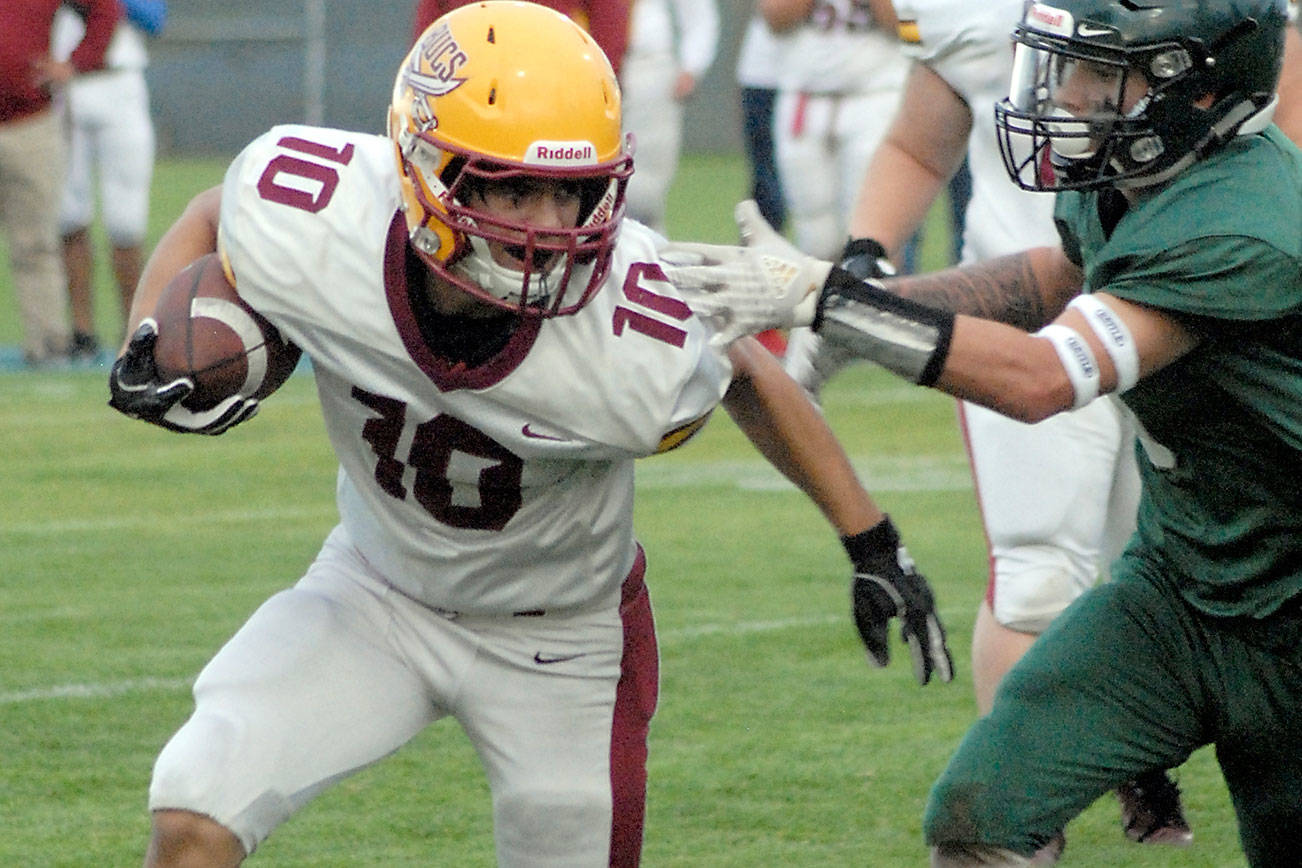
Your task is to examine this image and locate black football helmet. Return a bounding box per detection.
[995,0,1288,191]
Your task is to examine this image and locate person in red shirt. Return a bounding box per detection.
[412,0,629,75]
[0,0,120,366]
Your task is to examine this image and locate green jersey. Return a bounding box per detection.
[1054,127,1302,619]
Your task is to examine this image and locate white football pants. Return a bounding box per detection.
[149,525,655,865]
[962,396,1141,633]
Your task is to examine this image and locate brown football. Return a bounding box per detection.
[151,253,301,411]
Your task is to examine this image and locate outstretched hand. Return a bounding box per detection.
[843,517,955,686]
[660,200,831,348]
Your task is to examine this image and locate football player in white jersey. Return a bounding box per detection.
[781,0,1193,858]
[620,0,720,235]
[763,0,909,259]
[107,4,952,865]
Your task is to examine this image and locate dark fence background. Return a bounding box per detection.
[147,0,753,157]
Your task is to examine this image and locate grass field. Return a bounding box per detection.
[0,154,1245,865]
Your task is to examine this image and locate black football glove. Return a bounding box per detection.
[838,237,896,282]
[842,516,954,686]
[108,319,260,435]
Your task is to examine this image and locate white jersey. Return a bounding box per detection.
[773,0,907,96]
[218,125,732,616]
[736,14,784,90]
[626,0,718,80]
[895,0,1058,259]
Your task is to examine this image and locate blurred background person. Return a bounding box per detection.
[620,0,719,236]
[735,8,786,233]
[54,0,166,363]
[736,7,790,354]
[762,0,906,261]
[0,0,119,367]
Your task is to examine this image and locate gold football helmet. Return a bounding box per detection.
[389,1,633,316]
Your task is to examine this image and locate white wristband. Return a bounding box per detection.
[1067,294,1140,393]
[1036,323,1100,409]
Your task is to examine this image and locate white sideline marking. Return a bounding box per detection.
[4,456,968,537]
[637,454,971,493]
[2,505,337,536]
[661,614,839,640]
[0,676,191,705]
[0,615,843,705]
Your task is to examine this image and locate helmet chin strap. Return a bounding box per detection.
[1236,93,1279,135]
[1115,94,1278,191]
[452,234,557,308]
[450,235,598,314]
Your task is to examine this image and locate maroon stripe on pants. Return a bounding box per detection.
[609,544,658,867]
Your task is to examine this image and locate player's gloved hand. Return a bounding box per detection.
[783,236,901,397]
[660,200,831,348]
[108,319,260,435]
[837,236,896,282]
[841,516,954,686]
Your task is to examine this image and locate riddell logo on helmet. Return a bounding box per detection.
[1027,3,1074,37]
[526,141,597,166]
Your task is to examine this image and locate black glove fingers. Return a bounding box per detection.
[924,614,955,683]
[851,579,893,667]
[843,517,955,686]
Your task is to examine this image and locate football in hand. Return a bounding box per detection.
[151,253,301,411]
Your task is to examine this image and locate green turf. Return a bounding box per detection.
[0,154,1245,865]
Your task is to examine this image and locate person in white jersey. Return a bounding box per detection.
[781,1,1190,859]
[53,0,165,360]
[763,0,907,260]
[107,4,954,865]
[620,0,719,235]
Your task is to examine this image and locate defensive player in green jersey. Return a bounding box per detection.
[660,0,1300,864]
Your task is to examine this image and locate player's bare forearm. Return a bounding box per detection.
[849,64,971,258]
[122,186,223,352]
[723,337,884,537]
[866,0,898,30]
[881,247,1082,332]
[849,137,948,260]
[1274,28,1302,146]
[760,0,814,32]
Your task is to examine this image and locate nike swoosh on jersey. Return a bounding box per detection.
[521,423,567,441]
[533,651,589,665]
[1075,24,1114,37]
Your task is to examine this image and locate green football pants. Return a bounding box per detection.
[924,557,1302,866]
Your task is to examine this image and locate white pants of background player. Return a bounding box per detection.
[961,396,1140,633]
[150,525,658,866]
[621,46,683,237]
[773,88,902,259]
[58,68,154,245]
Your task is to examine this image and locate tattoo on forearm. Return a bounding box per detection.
[886,253,1052,331]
